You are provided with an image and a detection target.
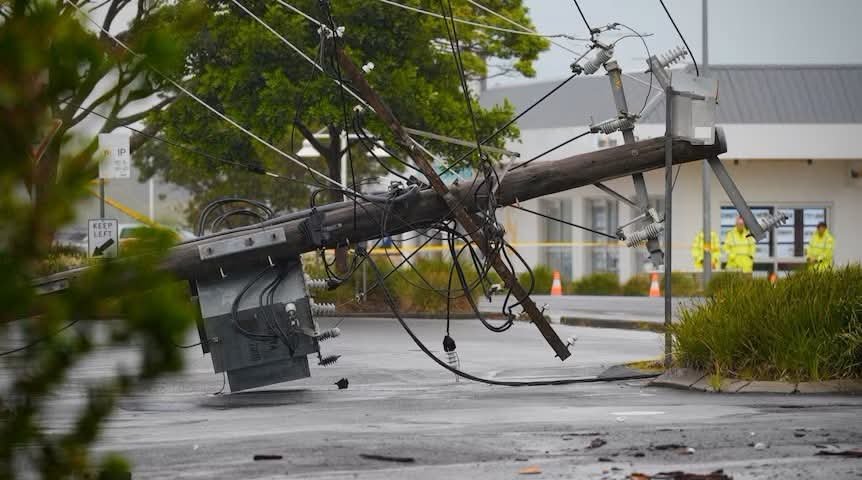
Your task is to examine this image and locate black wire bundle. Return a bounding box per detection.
[195,197,275,236]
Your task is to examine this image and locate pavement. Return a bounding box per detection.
[479,295,702,326]
[3,317,861,479]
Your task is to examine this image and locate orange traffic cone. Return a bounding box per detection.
[648,272,661,297]
[550,270,563,296]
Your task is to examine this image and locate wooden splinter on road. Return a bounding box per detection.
[334,48,572,360]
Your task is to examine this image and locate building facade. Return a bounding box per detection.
[481,65,862,282]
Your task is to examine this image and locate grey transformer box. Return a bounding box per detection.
[192,251,340,392]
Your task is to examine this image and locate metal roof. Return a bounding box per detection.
[479,65,862,129]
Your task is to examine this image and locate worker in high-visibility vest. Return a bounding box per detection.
[805,221,834,271]
[691,230,720,270]
[722,216,756,273]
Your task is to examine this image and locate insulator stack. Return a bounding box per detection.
[657,46,688,69]
[317,354,340,366]
[316,327,341,342]
[757,212,789,231]
[580,48,613,75]
[590,116,635,134]
[446,350,460,383]
[304,274,328,291]
[309,299,336,316]
[625,221,665,247]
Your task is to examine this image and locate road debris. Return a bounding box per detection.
[598,457,613,462]
[815,446,862,458]
[253,454,283,461]
[335,378,349,390]
[753,442,767,450]
[652,443,686,451]
[630,470,731,480]
[359,453,416,463]
[518,465,542,475]
[589,438,608,449]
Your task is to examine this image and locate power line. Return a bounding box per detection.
[63,101,318,187]
[657,0,699,76]
[0,319,81,357]
[509,130,591,171]
[438,73,579,176]
[571,0,595,35]
[464,0,585,55]
[511,205,618,240]
[375,0,589,41]
[63,0,350,193]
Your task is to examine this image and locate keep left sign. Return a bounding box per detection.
[98,133,131,179]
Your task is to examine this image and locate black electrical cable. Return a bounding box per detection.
[509,130,591,171]
[362,251,660,386]
[173,341,202,349]
[439,73,578,176]
[63,101,318,188]
[613,23,655,116]
[657,0,699,76]
[438,0,485,159]
[571,0,595,35]
[0,319,81,357]
[511,204,618,240]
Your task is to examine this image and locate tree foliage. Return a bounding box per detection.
[1,2,196,477]
[145,0,549,220]
[25,0,207,204]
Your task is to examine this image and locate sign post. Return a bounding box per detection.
[88,219,119,258]
[97,133,131,219]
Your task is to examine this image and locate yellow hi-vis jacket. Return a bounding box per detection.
[723,228,756,272]
[806,229,834,271]
[691,231,720,270]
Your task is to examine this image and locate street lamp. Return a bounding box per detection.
[295,130,391,199]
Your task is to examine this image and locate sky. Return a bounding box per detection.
[490,0,862,88]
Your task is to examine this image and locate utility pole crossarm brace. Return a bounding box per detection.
[334,48,572,361]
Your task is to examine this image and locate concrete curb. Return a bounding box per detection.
[650,368,862,394]
[333,312,665,332]
[330,312,508,320]
[559,316,665,333]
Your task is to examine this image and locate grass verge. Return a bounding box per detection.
[673,264,862,382]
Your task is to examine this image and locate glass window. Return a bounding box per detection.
[587,198,619,274]
[540,198,573,280]
[720,205,828,259]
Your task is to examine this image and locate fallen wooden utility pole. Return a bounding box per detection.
[332,49,575,359]
[34,130,727,295]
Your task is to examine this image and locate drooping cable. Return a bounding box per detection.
[509,130,591,171]
[511,205,618,240]
[657,0,699,76]
[374,0,588,41]
[361,249,661,386]
[62,101,318,187]
[63,0,351,193]
[0,319,81,357]
[438,74,578,176]
[571,0,596,35]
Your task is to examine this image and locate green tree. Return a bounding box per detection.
[1,2,196,477]
[26,0,207,205]
[145,0,549,221]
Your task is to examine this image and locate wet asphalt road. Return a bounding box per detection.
[3,317,860,479]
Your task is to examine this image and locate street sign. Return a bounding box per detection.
[98,133,131,179]
[88,219,119,258]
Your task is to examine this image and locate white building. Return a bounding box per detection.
[480,64,862,282]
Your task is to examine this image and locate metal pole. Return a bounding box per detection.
[701,0,712,288]
[99,178,106,218]
[664,87,674,369]
[340,130,349,201]
[148,177,155,221]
